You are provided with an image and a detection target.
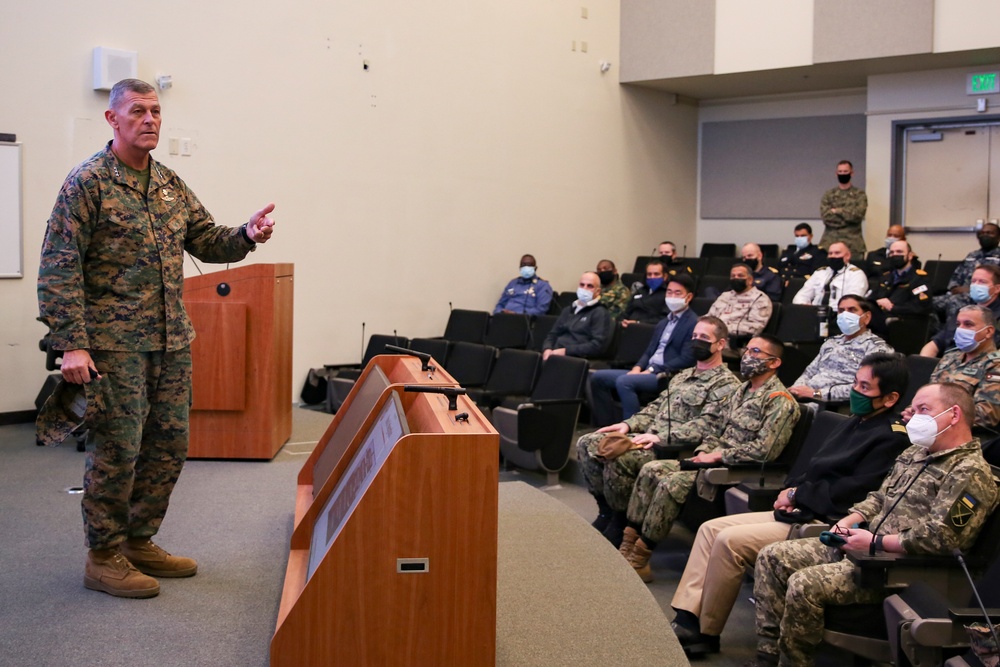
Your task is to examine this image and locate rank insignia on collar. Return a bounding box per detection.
[161,189,175,202]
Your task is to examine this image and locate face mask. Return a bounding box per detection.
[954,326,987,353]
[597,270,615,286]
[906,407,954,449]
[828,257,846,273]
[729,278,748,293]
[646,277,664,291]
[849,388,881,416]
[576,288,594,303]
[665,296,688,313]
[837,173,851,185]
[970,283,993,304]
[794,236,809,250]
[887,255,907,271]
[739,355,772,378]
[836,311,862,336]
[978,235,999,252]
[884,237,898,249]
[519,265,535,280]
[691,339,715,362]
[742,257,760,270]
[660,255,675,265]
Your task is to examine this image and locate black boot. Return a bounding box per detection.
[591,494,613,532]
[602,511,628,548]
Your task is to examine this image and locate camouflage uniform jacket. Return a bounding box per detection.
[930,347,1000,430]
[38,143,255,352]
[599,279,630,319]
[697,373,800,466]
[947,247,1000,291]
[792,263,869,309]
[820,185,867,231]
[850,440,999,554]
[707,287,772,339]
[623,364,741,448]
[794,330,894,401]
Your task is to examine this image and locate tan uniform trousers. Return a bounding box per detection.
[670,511,796,636]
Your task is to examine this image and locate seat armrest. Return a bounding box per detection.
[654,443,696,459]
[845,550,962,590]
[948,607,1000,622]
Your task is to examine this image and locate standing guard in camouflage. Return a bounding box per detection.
[819,160,867,258]
[750,382,998,667]
[576,316,740,545]
[619,334,800,583]
[37,78,276,599]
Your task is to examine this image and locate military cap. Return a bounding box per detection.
[35,374,109,447]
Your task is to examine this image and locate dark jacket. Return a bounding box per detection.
[623,284,668,324]
[635,308,698,374]
[543,302,613,357]
[870,266,933,317]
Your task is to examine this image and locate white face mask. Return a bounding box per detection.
[665,296,688,313]
[576,288,594,303]
[906,407,955,448]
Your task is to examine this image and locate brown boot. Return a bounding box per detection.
[619,526,639,560]
[84,548,160,598]
[628,537,654,583]
[120,539,197,578]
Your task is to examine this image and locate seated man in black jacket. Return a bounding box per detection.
[668,352,911,658]
[621,259,669,326]
[542,271,613,360]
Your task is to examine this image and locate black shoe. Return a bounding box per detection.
[591,513,612,532]
[682,633,720,658]
[671,620,700,644]
[602,511,627,548]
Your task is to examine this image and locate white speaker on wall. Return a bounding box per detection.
[93,47,138,91]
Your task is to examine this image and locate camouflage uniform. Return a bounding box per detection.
[626,374,799,543]
[753,441,998,666]
[707,287,773,340]
[930,347,1000,432]
[819,185,868,258]
[791,264,869,309]
[37,142,255,549]
[793,330,893,401]
[575,365,740,510]
[598,278,630,320]
[934,247,1000,322]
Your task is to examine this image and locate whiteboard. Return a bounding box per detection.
[0,143,23,278]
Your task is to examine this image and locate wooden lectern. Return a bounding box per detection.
[183,263,293,459]
[272,355,499,667]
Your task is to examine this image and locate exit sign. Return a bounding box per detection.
[967,72,999,95]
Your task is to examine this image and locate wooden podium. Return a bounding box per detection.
[183,263,293,459]
[272,355,499,667]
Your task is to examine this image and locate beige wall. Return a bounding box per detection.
[714,0,813,74]
[0,0,699,413]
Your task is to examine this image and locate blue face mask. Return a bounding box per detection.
[955,326,988,352]
[519,265,536,280]
[646,277,664,291]
[794,236,809,250]
[836,311,862,336]
[970,283,992,304]
[576,288,594,303]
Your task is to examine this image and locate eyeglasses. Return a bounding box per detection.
[831,524,851,537]
[743,347,775,359]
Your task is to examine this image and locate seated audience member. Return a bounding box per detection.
[596,259,629,319]
[589,275,698,426]
[866,224,921,277]
[707,263,772,348]
[619,334,799,582]
[908,305,1000,435]
[936,223,1000,322]
[791,241,869,310]
[670,353,910,658]
[788,295,893,403]
[493,253,552,315]
[621,259,668,326]
[542,271,613,360]
[778,223,827,283]
[749,382,998,667]
[923,264,1000,357]
[741,243,782,300]
[869,240,932,317]
[657,241,696,280]
[577,316,740,544]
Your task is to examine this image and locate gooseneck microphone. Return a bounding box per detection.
[384,344,435,372]
[402,385,467,411]
[954,548,1000,652]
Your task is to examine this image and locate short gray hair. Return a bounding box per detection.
[958,304,997,329]
[109,78,156,111]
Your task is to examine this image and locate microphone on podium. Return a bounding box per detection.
[403,385,467,411]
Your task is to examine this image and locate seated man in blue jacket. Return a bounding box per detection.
[542,271,614,361]
[589,274,698,426]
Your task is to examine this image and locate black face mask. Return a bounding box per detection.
[729,278,748,293]
[691,339,714,362]
[837,173,851,185]
[660,255,675,265]
[979,235,999,252]
[828,257,845,272]
[887,255,907,271]
[597,270,615,286]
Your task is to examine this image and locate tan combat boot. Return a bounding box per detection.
[84,548,160,598]
[628,537,654,583]
[120,538,198,578]
[619,525,639,561]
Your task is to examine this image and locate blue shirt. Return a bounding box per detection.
[647,311,681,369]
[494,276,553,316]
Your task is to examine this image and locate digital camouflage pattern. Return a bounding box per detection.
[626,374,799,542]
[754,440,998,665]
[819,185,868,258]
[947,248,1000,292]
[599,279,630,320]
[793,330,893,402]
[930,347,1000,430]
[575,364,740,509]
[708,287,773,340]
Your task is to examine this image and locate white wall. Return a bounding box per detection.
[0,0,699,413]
[713,0,813,74]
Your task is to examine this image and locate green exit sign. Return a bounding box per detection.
[967,72,999,95]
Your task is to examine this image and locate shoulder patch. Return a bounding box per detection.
[768,266,779,274]
[849,265,862,271]
[768,391,795,403]
[948,492,979,531]
[916,269,928,276]
[891,423,908,434]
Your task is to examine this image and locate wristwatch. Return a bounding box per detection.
[874,534,885,552]
[813,389,822,399]
[787,488,796,504]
